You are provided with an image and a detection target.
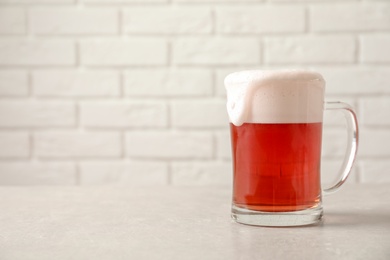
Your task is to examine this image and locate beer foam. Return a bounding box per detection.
[225,70,325,126]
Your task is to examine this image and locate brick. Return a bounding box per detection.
[0,132,29,158]
[125,69,212,97]
[85,0,166,3]
[264,36,355,64]
[0,162,76,186]
[126,131,213,159]
[361,35,390,63]
[0,8,25,34]
[175,0,259,2]
[215,130,231,160]
[33,70,119,97]
[270,0,356,1]
[0,101,75,127]
[171,99,228,128]
[216,5,304,33]
[311,3,390,32]
[171,162,232,186]
[30,8,118,35]
[123,6,212,34]
[79,161,168,185]
[0,0,74,3]
[173,37,260,65]
[0,70,28,96]
[80,39,167,66]
[80,101,167,128]
[360,129,390,157]
[360,97,390,126]
[318,67,390,94]
[360,161,390,183]
[0,40,75,66]
[35,131,121,158]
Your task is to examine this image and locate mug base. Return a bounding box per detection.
[231,204,323,227]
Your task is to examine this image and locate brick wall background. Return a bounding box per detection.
[0,0,389,186]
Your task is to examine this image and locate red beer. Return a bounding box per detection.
[230,122,322,212]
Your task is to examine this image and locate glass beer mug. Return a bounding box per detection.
[225,70,359,227]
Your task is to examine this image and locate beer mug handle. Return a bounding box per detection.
[322,101,359,195]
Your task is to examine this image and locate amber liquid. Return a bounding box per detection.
[230,123,322,212]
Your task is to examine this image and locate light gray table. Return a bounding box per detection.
[0,185,389,260]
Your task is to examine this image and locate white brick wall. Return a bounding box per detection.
[80,101,168,128]
[123,7,213,34]
[0,101,75,127]
[171,100,227,128]
[0,71,28,96]
[124,69,212,97]
[80,39,167,66]
[0,8,25,34]
[264,36,356,64]
[33,70,120,97]
[34,131,121,158]
[310,3,390,32]
[361,97,390,126]
[125,132,213,159]
[0,132,29,158]
[0,162,76,185]
[172,37,260,65]
[30,8,118,35]
[361,34,390,63]
[317,67,390,94]
[0,0,389,186]
[216,6,305,33]
[0,40,75,66]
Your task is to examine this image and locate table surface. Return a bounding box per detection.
[0,184,389,260]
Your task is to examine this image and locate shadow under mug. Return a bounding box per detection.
[225,70,359,227]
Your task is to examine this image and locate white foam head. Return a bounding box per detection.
[225,70,325,126]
